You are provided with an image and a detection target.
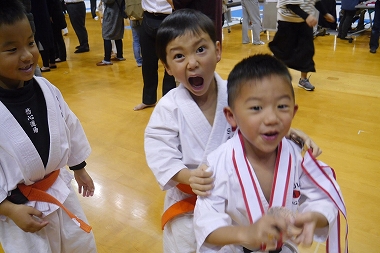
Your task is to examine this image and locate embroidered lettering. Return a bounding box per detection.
[25,108,38,134]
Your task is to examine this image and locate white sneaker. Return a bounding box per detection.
[253,41,265,45]
[94,16,99,21]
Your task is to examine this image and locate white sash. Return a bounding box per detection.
[301,150,348,253]
[232,131,294,223]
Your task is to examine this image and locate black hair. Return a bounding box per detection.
[156,8,217,66]
[227,54,294,107]
[0,0,27,28]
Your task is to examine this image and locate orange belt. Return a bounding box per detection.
[18,170,92,233]
[161,183,196,230]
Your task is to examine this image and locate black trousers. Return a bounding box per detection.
[269,21,315,73]
[139,12,176,105]
[90,0,97,18]
[66,2,89,48]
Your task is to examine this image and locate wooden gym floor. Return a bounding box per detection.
[1,12,379,252]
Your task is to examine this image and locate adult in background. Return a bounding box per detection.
[241,0,265,45]
[64,0,90,53]
[96,0,125,66]
[48,0,68,63]
[369,0,380,53]
[337,0,360,40]
[133,0,176,111]
[31,0,56,72]
[169,0,224,47]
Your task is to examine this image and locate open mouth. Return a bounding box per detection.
[188,76,204,90]
[262,132,279,141]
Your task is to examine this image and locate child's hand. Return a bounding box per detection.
[240,215,288,251]
[291,212,328,247]
[73,168,95,197]
[306,15,318,27]
[324,13,335,23]
[8,204,48,232]
[287,128,322,157]
[189,164,214,196]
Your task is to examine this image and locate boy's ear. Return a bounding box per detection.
[162,60,173,76]
[223,106,237,129]
[293,104,298,118]
[215,41,221,63]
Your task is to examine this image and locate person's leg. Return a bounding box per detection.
[130,20,143,66]
[241,0,251,43]
[114,39,124,59]
[52,24,66,61]
[369,1,380,53]
[39,50,50,71]
[246,0,263,44]
[134,14,161,110]
[90,0,97,19]
[66,2,89,51]
[339,9,356,39]
[297,23,316,91]
[97,39,113,65]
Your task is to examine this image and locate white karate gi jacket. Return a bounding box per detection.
[0,77,96,253]
[194,133,339,253]
[145,73,234,252]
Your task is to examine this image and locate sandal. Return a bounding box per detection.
[96,61,113,66]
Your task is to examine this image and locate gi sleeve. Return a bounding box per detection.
[51,84,91,167]
[144,98,186,190]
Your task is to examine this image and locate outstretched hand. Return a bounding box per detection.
[74,168,95,197]
[189,164,214,196]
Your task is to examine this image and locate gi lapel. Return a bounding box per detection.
[0,101,45,182]
[177,73,230,163]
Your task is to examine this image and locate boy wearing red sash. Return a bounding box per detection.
[194,54,347,253]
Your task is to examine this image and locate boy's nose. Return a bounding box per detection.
[187,56,199,69]
[263,109,279,125]
[20,48,33,61]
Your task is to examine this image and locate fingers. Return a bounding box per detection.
[305,139,322,157]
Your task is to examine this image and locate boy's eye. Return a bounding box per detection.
[174,54,184,59]
[250,106,261,111]
[278,104,289,109]
[196,46,205,53]
[7,47,17,52]
[29,41,35,47]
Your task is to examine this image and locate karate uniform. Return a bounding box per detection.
[0,77,96,253]
[194,131,344,253]
[145,73,234,253]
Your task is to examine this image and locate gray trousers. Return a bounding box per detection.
[241,0,262,44]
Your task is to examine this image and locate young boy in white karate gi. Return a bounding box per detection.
[193,54,347,253]
[0,1,97,252]
[145,9,324,253]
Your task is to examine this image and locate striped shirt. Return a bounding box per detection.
[277,0,320,22]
